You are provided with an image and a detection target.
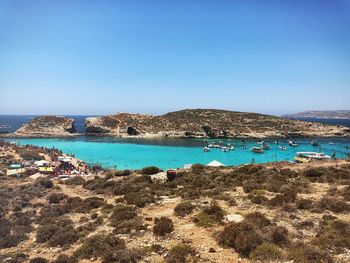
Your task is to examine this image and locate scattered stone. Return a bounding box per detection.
[209,247,216,253]
[225,213,244,223]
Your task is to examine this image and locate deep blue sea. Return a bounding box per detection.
[1,115,350,169]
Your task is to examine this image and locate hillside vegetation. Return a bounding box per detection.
[86,109,349,138]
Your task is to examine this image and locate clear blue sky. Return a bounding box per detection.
[0,0,349,115]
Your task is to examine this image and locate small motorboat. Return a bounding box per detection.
[279,146,287,151]
[251,147,264,153]
[295,152,331,163]
[261,142,270,150]
[329,142,335,145]
[311,140,319,146]
[221,147,230,152]
[288,140,298,147]
[274,140,279,144]
[203,147,210,152]
[257,140,264,145]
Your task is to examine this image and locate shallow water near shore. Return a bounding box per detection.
[5,137,350,170]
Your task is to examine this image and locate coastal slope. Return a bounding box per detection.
[86,109,349,138]
[283,110,350,119]
[13,116,76,137]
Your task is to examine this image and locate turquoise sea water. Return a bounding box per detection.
[4,137,350,170]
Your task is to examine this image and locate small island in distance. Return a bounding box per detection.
[283,110,350,119]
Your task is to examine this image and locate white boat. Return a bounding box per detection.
[279,146,287,151]
[257,140,264,145]
[288,140,297,147]
[261,142,270,150]
[251,147,264,153]
[203,147,210,152]
[295,152,331,161]
[221,147,230,152]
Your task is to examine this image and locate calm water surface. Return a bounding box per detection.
[5,137,350,170]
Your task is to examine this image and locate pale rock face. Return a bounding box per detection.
[150,172,168,183]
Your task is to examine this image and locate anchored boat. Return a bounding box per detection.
[295,152,331,163]
[288,140,298,147]
[311,140,319,146]
[251,147,264,153]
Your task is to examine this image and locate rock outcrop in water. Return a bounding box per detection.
[13,116,76,137]
[85,109,350,138]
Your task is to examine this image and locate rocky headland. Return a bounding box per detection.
[283,110,350,119]
[86,109,350,138]
[9,116,77,138]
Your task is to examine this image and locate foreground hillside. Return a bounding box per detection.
[86,109,349,138]
[1,142,350,262]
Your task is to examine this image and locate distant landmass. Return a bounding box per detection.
[283,110,350,119]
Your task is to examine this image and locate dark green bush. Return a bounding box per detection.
[110,205,145,234]
[318,196,349,213]
[153,217,174,236]
[141,166,162,175]
[193,202,224,227]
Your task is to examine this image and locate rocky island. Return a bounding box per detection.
[283,110,350,119]
[86,109,350,138]
[11,116,77,137]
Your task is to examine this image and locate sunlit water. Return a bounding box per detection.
[4,137,350,170]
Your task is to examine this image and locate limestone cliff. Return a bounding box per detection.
[85,109,350,138]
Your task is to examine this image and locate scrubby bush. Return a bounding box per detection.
[218,221,263,257]
[288,243,333,263]
[74,234,125,260]
[270,226,289,246]
[110,205,145,234]
[153,217,174,236]
[29,258,48,263]
[65,176,85,185]
[318,196,349,213]
[249,243,283,262]
[105,169,132,177]
[124,190,155,208]
[313,220,350,252]
[35,178,53,189]
[174,201,195,217]
[102,249,144,263]
[83,196,105,209]
[52,255,78,263]
[17,149,43,161]
[166,244,196,263]
[297,198,314,210]
[245,212,270,228]
[48,193,67,204]
[193,202,224,227]
[141,166,162,175]
[304,167,326,177]
[36,219,79,247]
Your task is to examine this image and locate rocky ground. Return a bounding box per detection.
[1,141,350,263]
[85,109,350,138]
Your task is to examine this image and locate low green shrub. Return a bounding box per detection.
[65,176,85,185]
